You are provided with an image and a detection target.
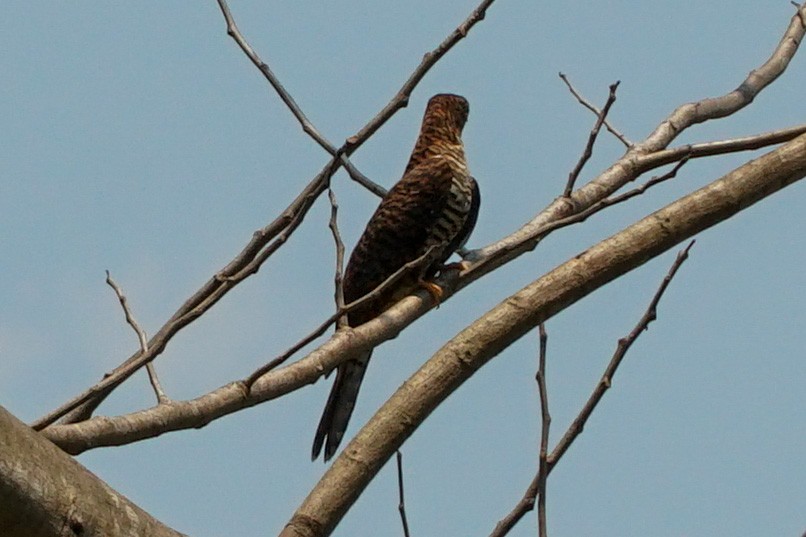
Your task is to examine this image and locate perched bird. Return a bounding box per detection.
[312,93,480,461]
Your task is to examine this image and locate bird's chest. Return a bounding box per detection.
[423,174,472,250]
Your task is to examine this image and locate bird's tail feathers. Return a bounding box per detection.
[311,350,372,461]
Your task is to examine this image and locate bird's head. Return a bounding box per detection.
[423,93,469,135]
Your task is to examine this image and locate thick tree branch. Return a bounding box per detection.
[278,132,806,537]
[0,406,187,537]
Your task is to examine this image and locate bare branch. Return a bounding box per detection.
[560,73,632,147]
[344,0,497,147]
[243,245,438,388]
[215,0,386,197]
[489,475,539,537]
[33,0,497,430]
[396,451,412,537]
[469,4,806,272]
[490,325,551,537]
[636,123,806,171]
[491,242,694,537]
[563,81,620,197]
[105,271,168,405]
[536,324,550,537]
[328,189,347,328]
[0,407,188,537]
[475,156,692,277]
[548,241,695,468]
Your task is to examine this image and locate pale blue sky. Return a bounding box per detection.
[2,2,804,536]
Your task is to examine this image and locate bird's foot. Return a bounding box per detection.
[441,260,472,272]
[417,279,444,308]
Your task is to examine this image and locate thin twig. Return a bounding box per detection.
[396,451,412,537]
[215,0,386,197]
[559,73,632,147]
[477,156,691,274]
[489,476,539,537]
[243,246,438,388]
[547,240,695,468]
[563,81,620,197]
[633,123,806,171]
[491,242,695,537]
[105,271,168,404]
[490,325,550,537]
[328,189,347,328]
[535,324,550,537]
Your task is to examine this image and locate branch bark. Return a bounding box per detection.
[0,406,187,537]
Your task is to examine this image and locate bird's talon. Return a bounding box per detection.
[442,260,471,272]
[418,279,444,307]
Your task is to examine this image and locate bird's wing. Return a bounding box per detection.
[341,158,457,319]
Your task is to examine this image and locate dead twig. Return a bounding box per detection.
[396,451,412,537]
[536,324,550,537]
[475,156,691,276]
[559,73,632,147]
[105,271,168,405]
[215,0,386,197]
[328,189,347,328]
[563,81,620,197]
[491,241,695,537]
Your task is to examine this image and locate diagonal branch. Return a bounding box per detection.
[243,245,438,388]
[563,81,620,197]
[32,0,498,431]
[490,241,695,537]
[105,271,168,405]
[547,241,695,470]
[559,73,632,147]
[215,0,386,197]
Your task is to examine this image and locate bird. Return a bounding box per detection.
[312,93,480,462]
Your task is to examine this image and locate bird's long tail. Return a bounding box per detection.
[311,350,372,461]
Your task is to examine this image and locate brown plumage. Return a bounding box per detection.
[312,93,480,461]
